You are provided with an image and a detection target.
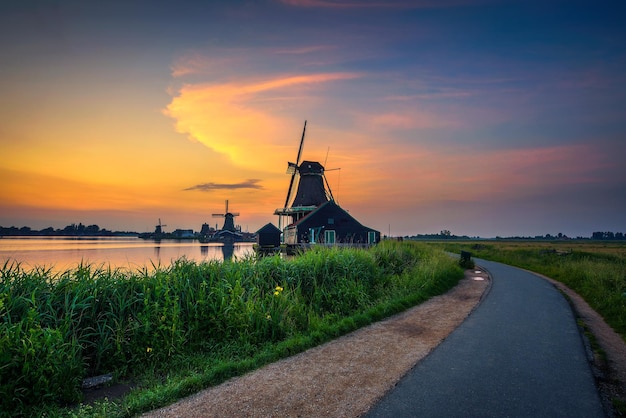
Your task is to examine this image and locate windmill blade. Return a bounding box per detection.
[295,120,306,166]
[286,162,297,175]
[283,172,297,209]
[231,212,240,216]
[323,173,335,201]
[283,120,307,209]
[212,214,225,217]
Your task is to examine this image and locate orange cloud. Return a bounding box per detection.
[164,72,361,171]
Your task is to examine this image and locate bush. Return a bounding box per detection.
[0,312,83,411]
[0,243,464,414]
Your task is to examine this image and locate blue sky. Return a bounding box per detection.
[1,0,624,237]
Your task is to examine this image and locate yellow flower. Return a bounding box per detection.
[266,314,272,320]
[274,291,280,296]
[146,347,153,353]
[275,286,284,292]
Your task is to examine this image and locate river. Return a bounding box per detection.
[0,237,256,272]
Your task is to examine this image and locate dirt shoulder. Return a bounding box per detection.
[537,273,626,414]
[144,270,490,418]
[143,267,626,417]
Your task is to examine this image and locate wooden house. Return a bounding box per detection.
[274,121,380,250]
[283,200,379,245]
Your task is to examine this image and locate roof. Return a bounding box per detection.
[256,222,281,234]
[298,161,324,175]
[291,200,365,228]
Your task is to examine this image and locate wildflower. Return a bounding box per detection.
[266,313,272,320]
[146,347,153,353]
[274,285,284,296]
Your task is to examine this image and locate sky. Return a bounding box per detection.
[1,0,624,238]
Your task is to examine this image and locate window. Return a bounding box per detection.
[368,231,376,244]
[325,230,336,244]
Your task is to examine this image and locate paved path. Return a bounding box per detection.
[366,259,606,417]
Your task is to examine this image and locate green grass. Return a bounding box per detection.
[430,239,626,415]
[0,241,463,417]
[435,241,626,342]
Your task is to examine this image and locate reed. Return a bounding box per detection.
[0,242,463,416]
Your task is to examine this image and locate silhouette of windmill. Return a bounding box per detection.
[274,121,335,229]
[154,218,167,235]
[212,200,239,232]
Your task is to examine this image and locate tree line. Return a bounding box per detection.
[591,231,625,240]
[0,223,137,237]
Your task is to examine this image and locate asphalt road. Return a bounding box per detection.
[366,258,606,418]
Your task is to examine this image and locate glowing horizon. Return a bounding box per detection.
[1,1,624,237]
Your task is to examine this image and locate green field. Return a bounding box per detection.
[434,240,626,342]
[0,241,463,417]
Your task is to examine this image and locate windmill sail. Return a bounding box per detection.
[284,120,307,209]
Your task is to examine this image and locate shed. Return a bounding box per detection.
[256,223,282,248]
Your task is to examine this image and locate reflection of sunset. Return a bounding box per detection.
[0,1,624,237]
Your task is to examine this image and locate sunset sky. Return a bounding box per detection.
[1,0,624,238]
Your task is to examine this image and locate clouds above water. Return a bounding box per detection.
[184,179,264,192]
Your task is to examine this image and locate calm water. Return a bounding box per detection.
[0,237,255,272]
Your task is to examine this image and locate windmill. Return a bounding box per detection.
[274,121,335,229]
[212,200,240,232]
[154,218,167,235]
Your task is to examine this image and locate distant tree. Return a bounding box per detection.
[616,232,624,240]
[85,224,100,235]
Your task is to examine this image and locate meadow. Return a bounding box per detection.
[435,240,626,342]
[0,241,463,417]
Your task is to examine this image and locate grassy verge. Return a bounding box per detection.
[434,240,626,413]
[434,240,625,342]
[1,241,463,417]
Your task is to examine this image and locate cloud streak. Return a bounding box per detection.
[278,0,479,9]
[184,179,264,192]
[164,71,361,170]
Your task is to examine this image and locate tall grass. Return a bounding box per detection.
[0,242,463,416]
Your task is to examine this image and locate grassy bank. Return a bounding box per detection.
[1,241,463,417]
[436,240,626,342]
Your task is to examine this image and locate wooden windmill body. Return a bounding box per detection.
[274,121,380,247]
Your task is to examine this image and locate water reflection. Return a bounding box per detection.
[0,237,255,272]
[222,243,234,261]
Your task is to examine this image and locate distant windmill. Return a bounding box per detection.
[274,121,335,229]
[212,200,240,232]
[154,218,167,235]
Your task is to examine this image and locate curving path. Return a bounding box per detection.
[366,259,606,417]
